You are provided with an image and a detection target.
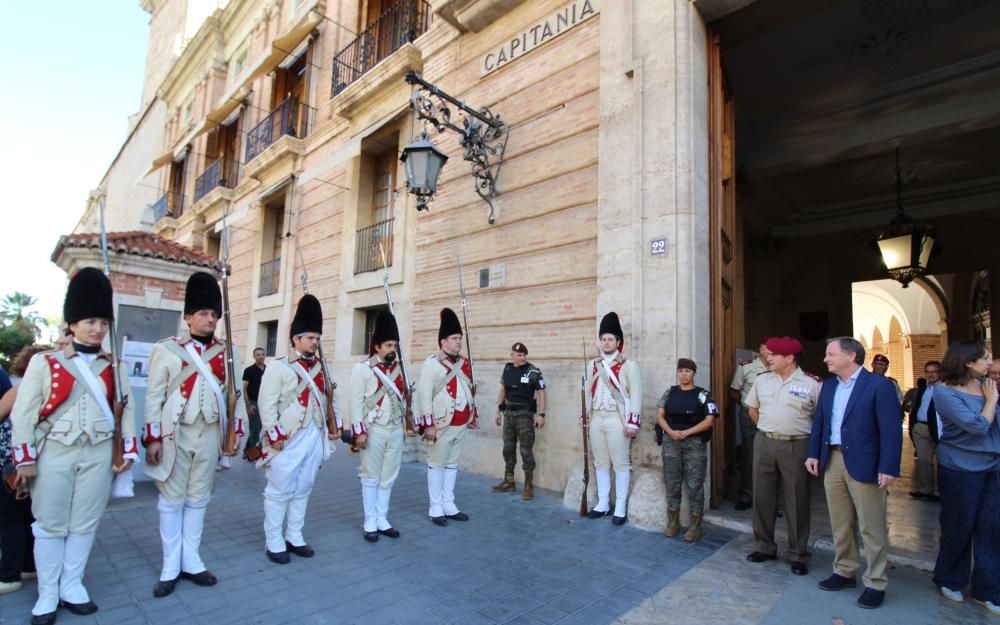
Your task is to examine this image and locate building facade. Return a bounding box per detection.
[74,0,999,530]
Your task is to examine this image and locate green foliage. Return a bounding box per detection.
[0,324,35,370]
[0,291,48,369]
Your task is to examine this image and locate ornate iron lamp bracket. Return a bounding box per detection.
[405,71,508,224]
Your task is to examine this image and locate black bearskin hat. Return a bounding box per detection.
[370,310,400,354]
[290,294,323,339]
[598,312,624,344]
[184,272,222,316]
[438,307,463,343]
[64,267,114,324]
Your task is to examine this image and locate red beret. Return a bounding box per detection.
[872,354,889,364]
[766,336,802,356]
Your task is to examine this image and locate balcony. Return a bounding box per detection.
[152,191,185,222]
[193,158,240,203]
[245,97,313,164]
[331,0,431,97]
[259,257,281,296]
[354,218,394,274]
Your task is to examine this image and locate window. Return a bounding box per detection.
[263,321,279,357]
[230,41,249,85]
[258,201,285,297]
[354,139,398,273]
[182,97,194,126]
[354,305,389,355]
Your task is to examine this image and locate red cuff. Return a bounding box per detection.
[234,418,246,436]
[352,422,367,437]
[12,443,37,466]
[122,436,139,460]
[626,413,641,429]
[142,422,163,444]
[420,414,434,428]
[265,424,288,445]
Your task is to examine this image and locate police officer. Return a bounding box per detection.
[492,343,546,500]
[871,354,903,403]
[729,338,770,510]
[744,336,819,576]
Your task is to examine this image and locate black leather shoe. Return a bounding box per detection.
[857,587,885,609]
[153,576,179,598]
[31,612,57,625]
[266,550,290,564]
[746,552,776,563]
[364,531,379,543]
[378,527,401,538]
[181,570,217,586]
[734,501,752,511]
[587,509,610,519]
[611,515,627,526]
[818,573,857,591]
[59,600,98,615]
[430,516,448,526]
[286,542,315,557]
[445,512,469,522]
[790,562,808,576]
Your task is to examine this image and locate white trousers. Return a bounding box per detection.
[589,409,631,471]
[263,422,323,552]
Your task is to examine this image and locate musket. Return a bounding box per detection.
[580,338,590,516]
[98,200,127,470]
[455,256,479,424]
[220,211,240,456]
[379,243,416,435]
[295,244,341,436]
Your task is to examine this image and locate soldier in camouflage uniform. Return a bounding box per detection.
[491,343,546,499]
[656,358,719,542]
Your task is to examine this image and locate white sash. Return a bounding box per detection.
[372,365,404,401]
[184,342,228,434]
[600,359,631,419]
[69,357,116,429]
[292,361,327,421]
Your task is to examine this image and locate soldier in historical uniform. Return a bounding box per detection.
[257,294,339,563]
[585,312,642,525]
[349,310,408,542]
[871,354,904,404]
[417,308,478,526]
[11,268,139,625]
[744,337,820,574]
[143,272,246,597]
[729,338,770,510]
[492,342,546,499]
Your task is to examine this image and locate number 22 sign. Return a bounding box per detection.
[650,239,667,256]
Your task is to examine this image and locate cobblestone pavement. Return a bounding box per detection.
[0,447,737,625]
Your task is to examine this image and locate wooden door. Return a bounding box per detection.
[708,28,736,509]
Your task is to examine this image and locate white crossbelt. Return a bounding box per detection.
[600,359,630,418]
[184,342,228,434]
[69,357,116,429]
[371,366,404,401]
[293,361,327,421]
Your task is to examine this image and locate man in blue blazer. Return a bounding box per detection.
[806,337,902,609]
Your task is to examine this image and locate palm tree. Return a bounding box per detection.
[1,291,45,337]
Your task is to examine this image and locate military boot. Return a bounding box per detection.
[491,469,516,493]
[684,514,703,542]
[664,509,681,538]
[522,471,534,500]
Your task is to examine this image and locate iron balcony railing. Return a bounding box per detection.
[258,257,281,296]
[152,191,185,222]
[193,158,240,202]
[331,0,431,96]
[354,218,394,274]
[245,97,312,163]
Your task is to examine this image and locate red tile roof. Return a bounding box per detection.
[52,231,223,272]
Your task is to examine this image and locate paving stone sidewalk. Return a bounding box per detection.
[0,448,737,625]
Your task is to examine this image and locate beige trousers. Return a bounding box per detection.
[589,409,631,471]
[359,422,405,487]
[428,424,467,469]
[157,416,219,503]
[31,438,113,536]
[911,422,937,496]
[823,449,890,590]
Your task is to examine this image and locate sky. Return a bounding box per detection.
[0,2,150,324]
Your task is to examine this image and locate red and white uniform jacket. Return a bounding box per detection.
[10,345,138,467]
[587,352,643,430]
[255,354,339,466]
[348,356,407,436]
[416,352,476,429]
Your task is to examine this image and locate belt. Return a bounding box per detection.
[829,444,842,451]
[762,432,808,441]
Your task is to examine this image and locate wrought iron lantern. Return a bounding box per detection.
[875,147,935,288]
[400,132,449,212]
[401,71,508,224]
